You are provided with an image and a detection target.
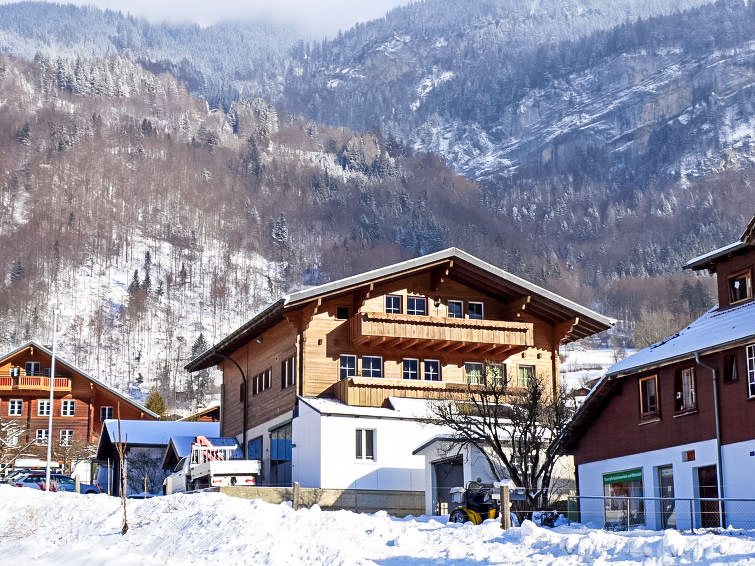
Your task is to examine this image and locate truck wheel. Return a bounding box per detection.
[449,509,468,524]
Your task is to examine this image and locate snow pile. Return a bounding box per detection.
[2,485,755,565]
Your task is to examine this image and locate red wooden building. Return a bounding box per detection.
[0,341,157,457]
[560,214,755,530]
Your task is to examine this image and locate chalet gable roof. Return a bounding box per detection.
[558,300,755,454]
[0,340,158,419]
[186,248,615,371]
[685,213,755,272]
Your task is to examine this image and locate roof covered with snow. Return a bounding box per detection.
[607,301,755,377]
[96,420,220,460]
[299,395,435,420]
[187,248,614,371]
[558,300,755,455]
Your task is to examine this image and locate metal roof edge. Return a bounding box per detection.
[1,340,158,419]
[684,240,747,270]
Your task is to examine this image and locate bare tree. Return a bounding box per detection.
[0,418,35,474]
[116,405,128,535]
[429,364,573,510]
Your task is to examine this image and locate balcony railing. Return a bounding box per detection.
[0,373,71,391]
[350,312,533,355]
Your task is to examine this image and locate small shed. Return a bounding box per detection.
[95,420,220,496]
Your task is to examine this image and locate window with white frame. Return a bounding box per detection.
[674,367,696,412]
[447,300,463,319]
[402,358,419,380]
[60,430,74,446]
[424,360,441,381]
[61,399,75,417]
[8,399,22,416]
[407,296,427,316]
[747,344,755,398]
[340,355,357,380]
[728,270,752,305]
[385,295,402,314]
[518,365,535,387]
[362,356,383,378]
[35,429,48,445]
[100,406,113,421]
[38,399,51,417]
[281,356,295,389]
[465,362,484,385]
[468,302,484,320]
[355,429,375,460]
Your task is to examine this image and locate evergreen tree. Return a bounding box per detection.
[144,389,167,418]
[127,270,140,294]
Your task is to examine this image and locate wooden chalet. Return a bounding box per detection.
[0,341,157,451]
[186,248,613,507]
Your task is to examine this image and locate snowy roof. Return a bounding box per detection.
[684,240,749,271]
[187,248,614,371]
[299,396,434,420]
[558,300,755,454]
[99,420,220,448]
[0,341,158,419]
[606,301,755,377]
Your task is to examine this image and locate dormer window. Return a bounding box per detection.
[728,269,752,305]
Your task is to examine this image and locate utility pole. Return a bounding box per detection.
[44,310,58,493]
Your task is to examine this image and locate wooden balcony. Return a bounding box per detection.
[332,376,480,407]
[350,312,533,355]
[0,374,72,391]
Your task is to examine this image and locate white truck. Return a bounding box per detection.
[163,437,261,494]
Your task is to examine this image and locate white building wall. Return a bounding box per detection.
[721,439,755,523]
[577,439,718,530]
[292,402,321,488]
[313,414,435,491]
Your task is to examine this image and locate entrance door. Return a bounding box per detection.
[432,457,463,515]
[697,465,720,528]
[657,466,675,529]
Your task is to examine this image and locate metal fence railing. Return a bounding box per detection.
[568,495,755,531]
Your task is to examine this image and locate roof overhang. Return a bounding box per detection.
[186,248,615,372]
[684,240,750,272]
[1,341,158,419]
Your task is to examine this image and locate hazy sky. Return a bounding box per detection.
[8,0,415,35]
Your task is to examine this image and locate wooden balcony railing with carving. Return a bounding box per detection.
[350,312,533,355]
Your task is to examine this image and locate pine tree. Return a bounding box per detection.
[127,270,140,295]
[144,389,167,418]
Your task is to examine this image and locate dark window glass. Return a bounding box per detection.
[362,356,383,378]
[447,301,463,319]
[336,307,349,320]
[640,376,658,416]
[729,271,751,304]
[468,302,484,320]
[385,295,402,314]
[340,355,357,380]
[403,359,419,380]
[407,296,427,316]
[424,360,441,381]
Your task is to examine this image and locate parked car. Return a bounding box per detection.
[13,472,100,494]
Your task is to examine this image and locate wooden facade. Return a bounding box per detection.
[188,249,613,439]
[0,342,156,449]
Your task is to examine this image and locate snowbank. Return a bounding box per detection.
[1,485,755,565]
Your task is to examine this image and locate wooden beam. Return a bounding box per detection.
[430,260,454,291]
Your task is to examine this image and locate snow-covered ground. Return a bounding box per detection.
[560,347,632,391]
[2,486,755,565]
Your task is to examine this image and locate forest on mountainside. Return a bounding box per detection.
[0,0,752,409]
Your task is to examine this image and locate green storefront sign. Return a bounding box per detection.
[603,468,643,485]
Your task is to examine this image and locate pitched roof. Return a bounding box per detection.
[0,340,158,419]
[558,300,755,454]
[186,248,615,371]
[100,419,220,446]
[685,213,755,271]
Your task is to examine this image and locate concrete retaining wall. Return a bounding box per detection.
[218,486,424,517]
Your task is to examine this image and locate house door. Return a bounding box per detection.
[697,465,720,528]
[657,466,675,529]
[432,457,463,515]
